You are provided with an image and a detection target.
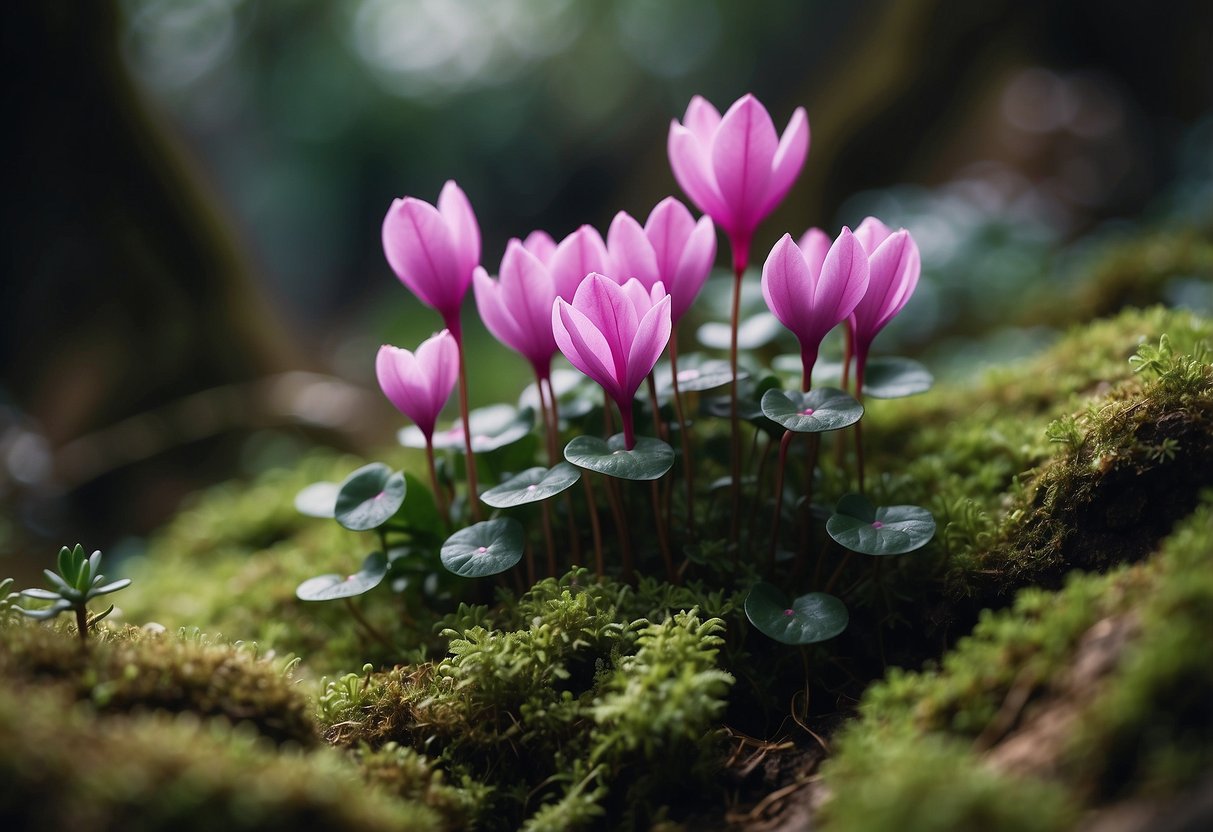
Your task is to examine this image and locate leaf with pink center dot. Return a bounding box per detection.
[440,518,525,577]
[480,463,581,508]
[334,463,407,531]
[744,582,849,645]
[760,387,863,433]
[295,550,389,601]
[655,352,742,394]
[564,434,674,481]
[825,492,936,556]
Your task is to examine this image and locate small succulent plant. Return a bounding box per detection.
[16,545,131,642]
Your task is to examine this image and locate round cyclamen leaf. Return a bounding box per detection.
[760,388,864,433]
[294,482,340,518]
[440,518,525,578]
[697,313,785,350]
[825,493,936,556]
[861,357,934,399]
[295,551,389,601]
[745,582,849,645]
[481,463,581,508]
[335,464,406,531]
[564,434,674,481]
[400,404,535,452]
[655,353,741,394]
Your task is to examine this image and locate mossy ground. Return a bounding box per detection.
[5,227,1212,829]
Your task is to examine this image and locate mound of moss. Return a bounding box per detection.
[818,496,1213,831]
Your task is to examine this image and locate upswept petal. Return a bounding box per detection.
[607,211,660,289]
[500,240,558,365]
[551,225,609,301]
[572,274,639,383]
[553,300,625,403]
[376,344,415,417]
[853,216,895,254]
[375,332,457,439]
[473,266,528,361]
[761,234,816,337]
[683,95,722,143]
[668,123,728,224]
[796,227,831,279]
[710,94,778,236]
[522,229,557,265]
[624,294,672,398]
[413,329,460,416]
[758,106,810,218]
[670,215,716,322]
[644,197,696,283]
[382,198,461,315]
[813,228,870,339]
[437,180,481,285]
[619,276,657,316]
[855,229,920,339]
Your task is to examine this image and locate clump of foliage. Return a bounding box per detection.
[15,544,130,641]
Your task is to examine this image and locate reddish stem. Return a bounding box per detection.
[668,330,697,537]
[445,316,481,521]
[425,440,449,527]
[769,430,795,573]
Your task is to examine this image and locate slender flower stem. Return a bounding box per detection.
[425,441,449,527]
[650,480,675,582]
[855,355,867,493]
[581,477,605,578]
[447,318,481,520]
[796,434,820,578]
[604,476,634,580]
[545,378,583,568]
[537,371,559,467]
[646,375,667,443]
[769,430,795,573]
[746,432,773,541]
[728,263,744,546]
[667,331,697,537]
[619,402,636,450]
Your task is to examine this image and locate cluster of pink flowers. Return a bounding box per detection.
[376,93,920,457]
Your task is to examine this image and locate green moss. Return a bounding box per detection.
[819,497,1213,830]
[0,683,443,832]
[0,622,317,745]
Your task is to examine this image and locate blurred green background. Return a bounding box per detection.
[1,0,1210,566]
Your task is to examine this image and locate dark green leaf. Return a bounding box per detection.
[760,388,864,433]
[335,464,406,532]
[400,404,535,452]
[697,313,784,350]
[440,519,525,578]
[655,353,741,394]
[826,493,936,555]
[745,582,849,645]
[481,463,581,508]
[564,434,674,481]
[295,551,389,601]
[861,357,934,399]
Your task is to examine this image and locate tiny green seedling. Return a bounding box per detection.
[16,545,131,643]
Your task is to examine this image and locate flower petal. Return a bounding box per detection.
[669,215,716,322]
[758,106,810,218]
[522,229,557,265]
[382,198,461,315]
[644,197,696,282]
[796,227,831,279]
[710,94,778,236]
[500,240,558,367]
[854,229,920,342]
[473,265,528,361]
[607,211,660,289]
[413,330,460,432]
[761,234,816,338]
[625,294,672,398]
[572,273,639,381]
[853,216,895,254]
[668,123,728,224]
[813,228,870,337]
[551,225,609,301]
[683,95,722,143]
[553,299,624,403]
[437,180,481,286]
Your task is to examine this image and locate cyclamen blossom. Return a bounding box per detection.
[472,240,560,379]
[382,181,481,332]
[606,197,716,324]
[668,94,809,273]
[549,224,609,302]
[375,330,459,442]
[849,217,921,383]
[552,274,672,448]
[761,230,870,390]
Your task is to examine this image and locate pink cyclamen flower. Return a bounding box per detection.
[849,217,921,379]
[668,94,809,273]
[382,181,481,332]
[606,197,717,324]
[762,229,870,390]
[375,330,459,442]
[552,274,672,448]
[521,229,557,265]
[473,240,559,379]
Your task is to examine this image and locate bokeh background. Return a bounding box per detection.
[2,0,1210,572]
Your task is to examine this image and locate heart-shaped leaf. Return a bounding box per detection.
[440,518,525,578]
[745,582,849,645]
[400,404,535,452]
[861,357,934,399]
[697,313,785,350]
[564,434,674,481]
[295,551,388,601]
[825,493,936,556]
[481,463,581,508]
[760,388,864,433]
[294,481,340,518]
[335,464,406,531]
